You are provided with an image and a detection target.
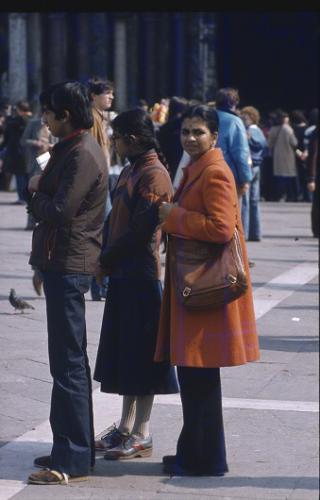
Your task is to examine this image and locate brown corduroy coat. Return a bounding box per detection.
[154,148,260,368]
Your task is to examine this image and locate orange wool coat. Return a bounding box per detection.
[154,148,260,368]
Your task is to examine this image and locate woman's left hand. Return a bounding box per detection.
[159,202,176,223]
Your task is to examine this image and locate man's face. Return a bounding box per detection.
[92,91,114,112]
[42,109,66,138]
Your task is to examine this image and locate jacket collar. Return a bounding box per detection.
[42,130,88,176]
[217,107,239,117]
[175,148,224,201]
[53,129,88,152]
[129,149,158,170]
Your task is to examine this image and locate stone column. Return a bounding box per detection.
[47,13,67,85]
[126,14,139,107]
[143,13,156,104]
[155,13,171,99]
[27,13,42,110]
[199,13,218,102]
[113,15,127,111]
[90,13,107,78]
[8,13,27,103]
[172,12,185,97]
[187,12,218,102]
[75,13,90,82]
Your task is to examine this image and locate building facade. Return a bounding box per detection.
[0,12,219,111]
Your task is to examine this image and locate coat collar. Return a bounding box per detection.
[175,148,224,201]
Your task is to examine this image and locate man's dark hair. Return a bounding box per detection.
[16,100,31,113]
[274,109,288,126]
[290,109,307,125]
[87,77,114,96]
[181,104,219,134]
[40,81,93,129]
[215,87,240,111]
[167,96,189,121]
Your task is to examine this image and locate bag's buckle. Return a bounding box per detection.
[227,274,237,284]
[182,287,191,297]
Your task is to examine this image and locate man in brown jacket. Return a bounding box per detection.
[26,81,108,485]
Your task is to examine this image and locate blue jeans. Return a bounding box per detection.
[241,166,261,241]
[43,271,94,475]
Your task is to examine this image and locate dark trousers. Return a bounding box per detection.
[176,366,228,475]
[275,175,298,201]
[15,174,28,201]
[43,271,95,476]
[311,181,319,237]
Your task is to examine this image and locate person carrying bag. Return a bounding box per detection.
[155,104,259,477]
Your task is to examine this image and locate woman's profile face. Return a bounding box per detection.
[180,117,217,161]
[112,131,130,157]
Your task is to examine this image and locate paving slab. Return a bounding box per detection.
[0,193,318,500]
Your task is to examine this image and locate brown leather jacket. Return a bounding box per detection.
[29,130,108,274]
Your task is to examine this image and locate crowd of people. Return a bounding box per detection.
[0,88,318,242]
[0,80,318,485]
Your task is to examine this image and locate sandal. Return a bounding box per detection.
[28,468,88,485]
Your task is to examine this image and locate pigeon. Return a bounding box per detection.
[9,288,35,313]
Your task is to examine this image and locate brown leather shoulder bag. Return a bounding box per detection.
[169,227,248,310]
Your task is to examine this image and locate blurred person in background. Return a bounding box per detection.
[1,100,32,204]
[157,96,189,181]
[303,108,318,162]
[88,77,115,301]
[215,87,252,210]
[240,106,268,241]
[268,109,298,202]
[290,109,309,201]
[21,112,55,230]
[306,125,318,238]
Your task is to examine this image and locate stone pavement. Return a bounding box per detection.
[0,191,318,500]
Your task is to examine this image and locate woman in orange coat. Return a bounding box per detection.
[155,104,259,476]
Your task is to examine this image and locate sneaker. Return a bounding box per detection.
[103,433,153,460]
[95,424,128,453]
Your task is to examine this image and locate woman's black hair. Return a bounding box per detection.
[181,104,219,134]
[111,108,169,170]
[40,81,93,129]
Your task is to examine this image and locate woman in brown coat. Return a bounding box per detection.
[155,104,259,476]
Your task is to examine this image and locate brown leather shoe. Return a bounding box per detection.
[103,434,152,460]
[33,455,51,468]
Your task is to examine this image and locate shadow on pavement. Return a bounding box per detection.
[91,460,318,490]
[258,335,319,353]
[253,283,317,293]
